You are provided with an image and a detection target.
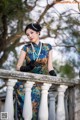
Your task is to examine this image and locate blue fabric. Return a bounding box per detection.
[14,42,52,120]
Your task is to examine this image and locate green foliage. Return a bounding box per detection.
[0,0,26,19]
[53,60,76,79]
[0,1,80,79]
[59,63,75,78]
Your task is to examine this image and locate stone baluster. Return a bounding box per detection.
[23,81,34,120]
[56,85,68,120]
[38,83,51,120]
[4,79,17,120]
[48,91,57,120]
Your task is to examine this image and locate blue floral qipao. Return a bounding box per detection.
[14,42,52,120]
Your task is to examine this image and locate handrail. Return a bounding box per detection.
[0,69,78,120]
[0,69,80,86]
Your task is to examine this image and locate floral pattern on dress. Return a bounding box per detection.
[14,42,52,120]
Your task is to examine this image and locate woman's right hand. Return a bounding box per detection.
[20,60,36,72]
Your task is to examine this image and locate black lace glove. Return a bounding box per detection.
[20,60,35,72]
[49,70,57,76]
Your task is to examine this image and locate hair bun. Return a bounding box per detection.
[33,23,42,32]
[25,23,42,33]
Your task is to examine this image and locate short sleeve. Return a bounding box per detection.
[48,44,52,51]
[22,45,27,52]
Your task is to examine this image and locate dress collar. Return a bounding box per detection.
[31,42,41,47]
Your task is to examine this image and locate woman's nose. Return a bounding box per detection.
[29,34,32,38]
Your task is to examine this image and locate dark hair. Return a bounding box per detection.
[25,23,42,33]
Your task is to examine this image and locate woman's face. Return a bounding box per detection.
[26,28,39,43]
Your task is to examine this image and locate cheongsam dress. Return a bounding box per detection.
[14,42,52,120]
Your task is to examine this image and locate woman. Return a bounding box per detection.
[15,23,56,120]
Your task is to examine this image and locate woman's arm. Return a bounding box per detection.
[48,50,57,76]
[48,50,53,71]
[16,50,26,71]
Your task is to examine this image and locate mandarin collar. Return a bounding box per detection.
[31,42,41,47]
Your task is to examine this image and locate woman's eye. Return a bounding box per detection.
[31,32,33,34]
[26,31,34,36]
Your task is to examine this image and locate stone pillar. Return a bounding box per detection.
[38,83,51,120]
[4,79,17,120]
[56,85,68,120]
[48,91,57,120]
[74,86,80,120]
[23,81,34,120]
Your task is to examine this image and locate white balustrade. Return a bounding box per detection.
[38,83,51,120]
[4,79,17,120]
[56,85,68,120]
[23,81,34,120]
[49,92,57,120]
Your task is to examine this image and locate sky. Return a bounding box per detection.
[19,2,80,63]
[2,0,80,70]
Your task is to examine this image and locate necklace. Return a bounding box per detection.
[31,42,42,60]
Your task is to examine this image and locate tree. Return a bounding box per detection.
[0,0,80,90]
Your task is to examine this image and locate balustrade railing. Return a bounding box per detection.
[0,69,80,120]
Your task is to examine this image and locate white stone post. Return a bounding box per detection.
[49,92,57,120]
[38,83,51,120]
[56,85,68,120]
[74,86,80,120]
[4,79,17,120]
[23,81,34,120]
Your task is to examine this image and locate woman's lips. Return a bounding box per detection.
[30,38,34,41]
